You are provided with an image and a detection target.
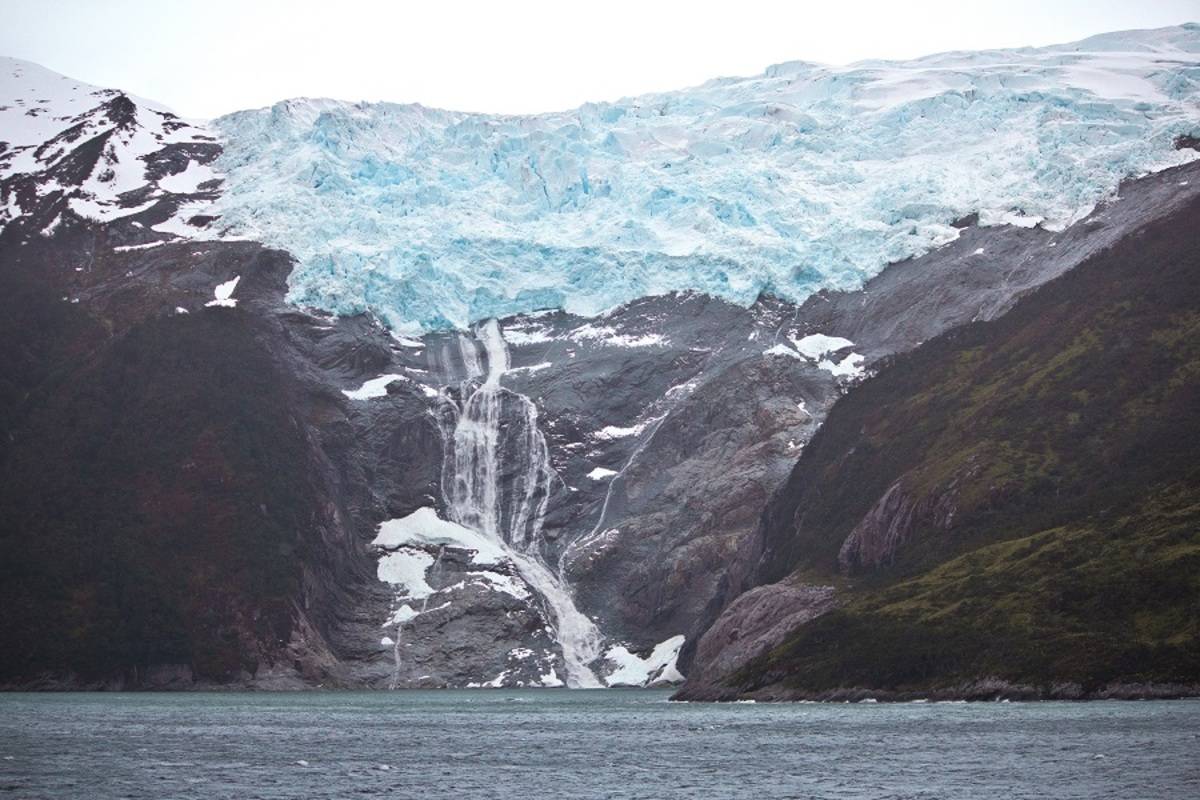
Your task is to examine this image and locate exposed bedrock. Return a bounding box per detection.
[675,583,838,701]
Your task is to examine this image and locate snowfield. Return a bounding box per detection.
[206,25,1200,333]
[0,57,221,232]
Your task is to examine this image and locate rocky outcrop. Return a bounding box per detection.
[674,582,836,701]
[837,466,973,572]
[838,481,923,572]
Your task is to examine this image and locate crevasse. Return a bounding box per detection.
[208,25,1200,332]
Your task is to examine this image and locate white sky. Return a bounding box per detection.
[2,0,1197,119]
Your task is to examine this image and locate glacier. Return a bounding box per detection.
[206,25,1200,332]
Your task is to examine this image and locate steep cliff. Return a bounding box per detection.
[680,191,1200,700]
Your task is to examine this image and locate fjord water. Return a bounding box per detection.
[2,692,1198,799]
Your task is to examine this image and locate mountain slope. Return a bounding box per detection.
[0,233,339,685]
[2,34,1199,690]
[679,191,1200,700]
[0,57,221,240]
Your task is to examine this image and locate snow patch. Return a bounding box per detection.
[152,200,217,237]
[593,421,652,440]
[539,666,564,688]
[343,373,406,401]
[819,352,867,378]
[375,507,507,565]
[763,342,802,359]
[571,324,666,348]
[468,571,531,600]
[792,333,854,360]
[508,361,553,374]
[375,549,435,600]
[603,635,686,687]
[157,160,218,194]
[501,326,556,345]
[387,604,419,625]
[204,276,239,308]
[113,240,171,252]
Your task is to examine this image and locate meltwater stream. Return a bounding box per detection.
[438,319,603,687]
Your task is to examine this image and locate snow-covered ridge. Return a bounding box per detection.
[0,56,221,234]
[209,25,1200,332]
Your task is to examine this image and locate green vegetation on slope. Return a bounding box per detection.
[736,196,1200,694]
[747,487,1200,692]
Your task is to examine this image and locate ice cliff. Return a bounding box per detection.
[207,25,1200,332]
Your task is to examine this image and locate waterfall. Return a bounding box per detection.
[439,319,603,687]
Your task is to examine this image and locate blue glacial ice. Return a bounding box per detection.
[209,25,1200,333]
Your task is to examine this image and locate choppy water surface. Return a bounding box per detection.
[1,691,1198,799]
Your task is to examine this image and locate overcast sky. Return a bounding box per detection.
[2,0,1197,119]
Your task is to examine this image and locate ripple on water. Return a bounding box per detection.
[1,692,1198,799]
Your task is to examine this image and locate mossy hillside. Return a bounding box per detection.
[760,198,1200,586]
[739,196,1200,693]
[743,485,1200,692]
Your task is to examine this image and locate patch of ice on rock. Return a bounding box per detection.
[204,276,239,308]
[603,635,687,686]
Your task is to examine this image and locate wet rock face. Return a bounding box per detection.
[337,302,827,688]
[555,349,830,648]
[358,546,564,689]
[463,293,847,668]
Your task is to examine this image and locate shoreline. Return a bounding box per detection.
[672,678,1200,703]
[4,677,1199,703]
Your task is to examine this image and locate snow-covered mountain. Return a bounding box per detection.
[1,27,1199,693]
[0,57,222,238]
[209,24,1200,331]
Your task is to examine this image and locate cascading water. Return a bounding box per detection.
[438,319,603,687]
